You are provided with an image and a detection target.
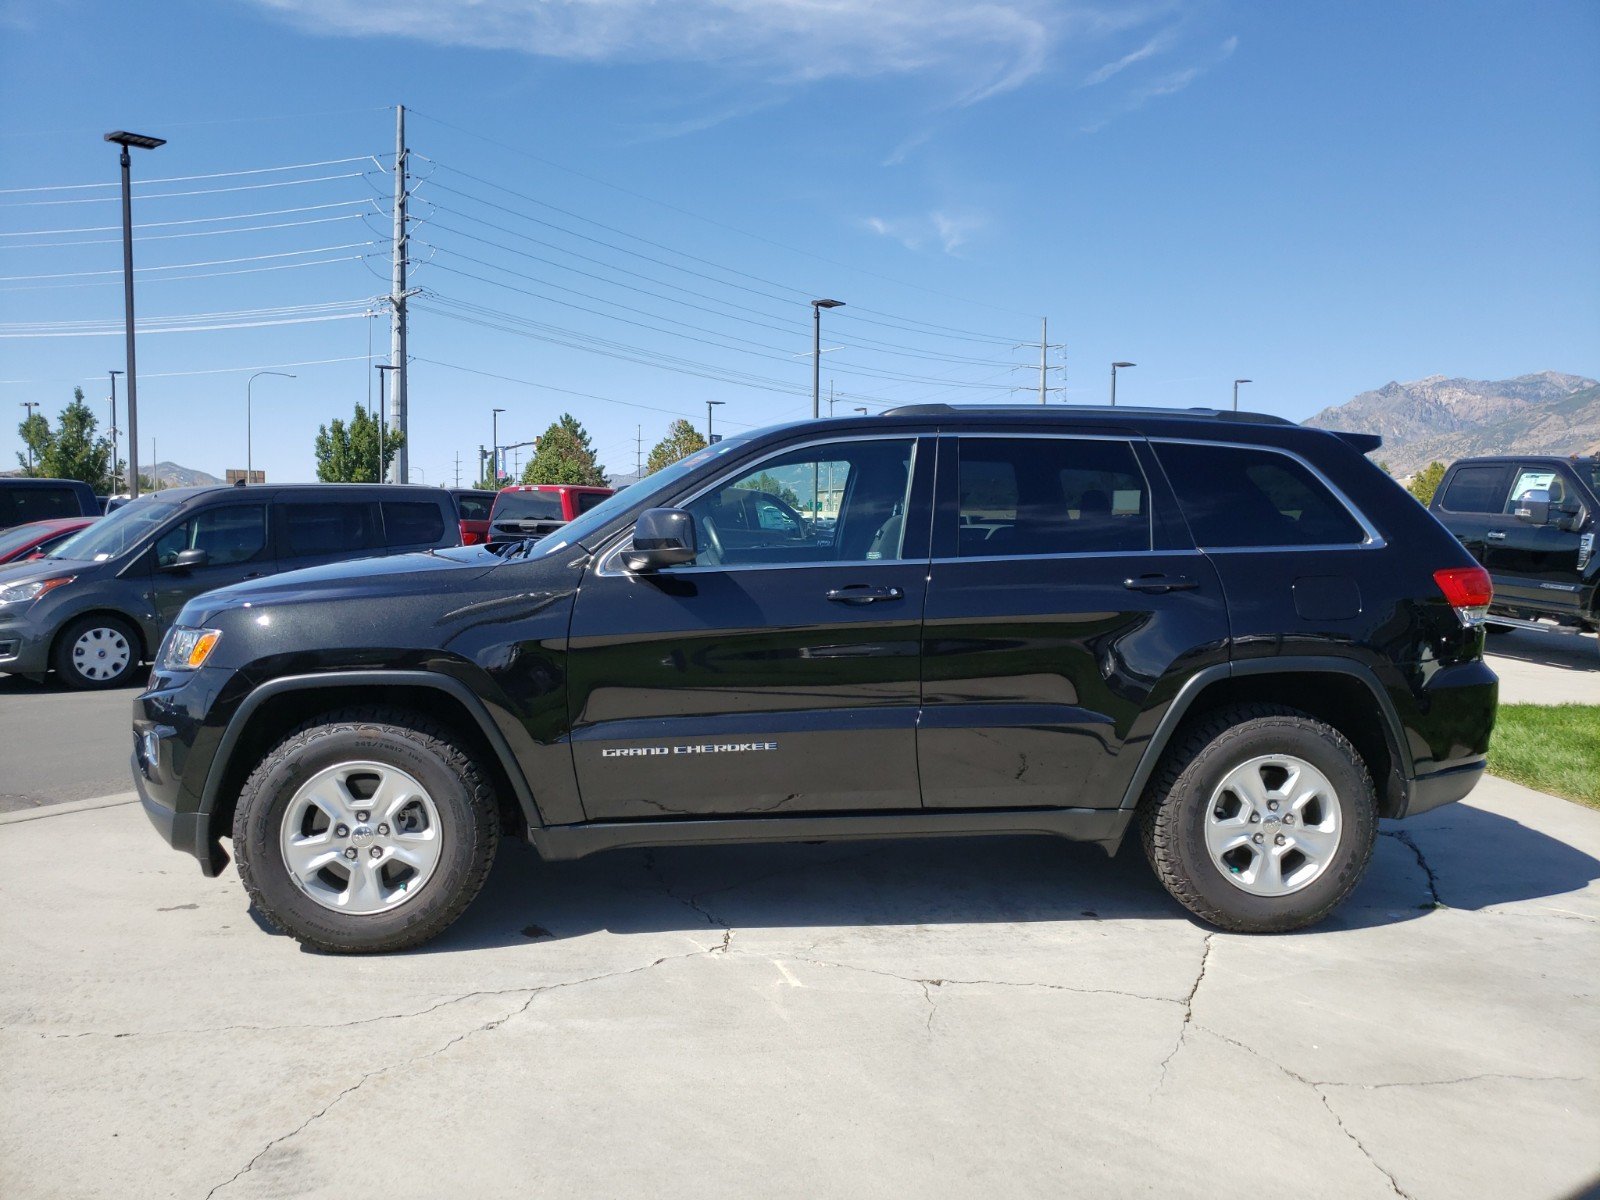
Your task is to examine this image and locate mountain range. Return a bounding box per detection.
[147,461,222,489]
[1305,371,1600,477]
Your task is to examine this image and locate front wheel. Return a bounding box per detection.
[1140,704,1377,933]
[52,614,141,689]
[233,708,500,953]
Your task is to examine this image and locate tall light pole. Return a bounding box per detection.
[1232,378,1253,412]
[1110,361,1136,407]
[108,370,123,492]
[245,371,294,484]
[375,365,398,483]
[853,406,868,416]
[18,401,39,473]
[491,407,506,486]
[811,299,844,418]
[104,130,165,500]
[706,400,724,443]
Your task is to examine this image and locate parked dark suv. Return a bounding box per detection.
[131,407,1497,952]
[0,477,99,531]
[1428,454,1598,633]
[0,483,459,689]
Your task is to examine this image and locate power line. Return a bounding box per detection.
[1,212,368,250]
[0,171,379,208]
[0,241,380,282]
[0,198,381,238]
[0,354,374,386]
[0,156,383,195]
[0,253,376,292]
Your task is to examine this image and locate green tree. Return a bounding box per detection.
[521,413,607,486]
[1375,460,1392,476]
[15,389,113,487]
[1407,461,1447,506]
[747,471,802,507]
[313,405,405,483]
[645,418,707,474]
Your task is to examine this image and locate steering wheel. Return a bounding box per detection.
[696,512,725,566]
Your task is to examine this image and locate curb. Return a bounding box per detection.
[0,792,138,826]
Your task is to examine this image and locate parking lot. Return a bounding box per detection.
[0,628,1595,1199]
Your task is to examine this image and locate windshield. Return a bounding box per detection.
[493,491,565,521]
[48,497,179,562]
[544,436,754,552]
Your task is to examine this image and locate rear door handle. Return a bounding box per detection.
[826,584,904,604]
[1124,574,1198,594]
[1486,531,1507,541]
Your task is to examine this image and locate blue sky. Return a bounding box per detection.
[2,0,1597,486]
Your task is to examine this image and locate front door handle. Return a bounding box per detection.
[826,584,904,604]
[1124,573,1198,594]
[1486,531,1507,541]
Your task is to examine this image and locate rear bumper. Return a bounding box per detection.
[1396,758,1486,819]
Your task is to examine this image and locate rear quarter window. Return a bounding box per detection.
[280,500,381,558]
[1157,442,1368,548]
[382,500,448,546]
[1438,464,1515,514]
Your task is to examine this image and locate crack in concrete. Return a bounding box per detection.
[203,947,715,1198]
[1379,828,1444,908]
[1153,931,1214,1091]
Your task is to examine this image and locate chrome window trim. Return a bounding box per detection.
[1147,436,1386,550]
[595,432,924,578]
[947,430,1157,557]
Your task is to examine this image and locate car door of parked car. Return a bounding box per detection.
[1490,464,1590,616]
[566,434,934,820]
[148,501,275,626]
[918,432,1229,810]
[1432,461,1517,569]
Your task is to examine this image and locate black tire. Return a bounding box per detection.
[233,707,500,953]
[1139,703,1377,934]
[51,613,141,690]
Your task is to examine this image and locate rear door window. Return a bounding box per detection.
[1157,443,1368,548]
[280,500,380,559]
[1438,464,1515,514]
[381,500,447,547]
[954,437,1151,557]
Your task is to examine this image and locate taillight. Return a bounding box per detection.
[1433,566,1492,625]
[461,526,484,546]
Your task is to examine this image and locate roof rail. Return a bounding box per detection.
[876,403,1295,426]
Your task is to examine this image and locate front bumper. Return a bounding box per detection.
[0,612,51,675]
[134,760,229,876]
[131,665,240,876]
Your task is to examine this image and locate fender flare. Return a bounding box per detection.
[1117,657,1414,810]
[199,670,545,835]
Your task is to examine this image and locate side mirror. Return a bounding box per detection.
[166,547,210,571]
[1512,490,1552,526]
[624,508,697,572]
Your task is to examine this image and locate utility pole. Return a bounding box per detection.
[828,381,835,417]
[1039,317,1048,403]
[108,370,123,491]
[376,365,398,482]
[388,105,409,484]
[18,401,39,473]
[635,425,642,478]
[454,452,462,488]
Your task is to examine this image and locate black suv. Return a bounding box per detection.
[132,407,1497,952]
[1428,454,1598,633]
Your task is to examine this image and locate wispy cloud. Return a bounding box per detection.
[1080,33,1238,131]
[862,210,987,255]
[250,0,1064,105]
[1082,28,1174,87]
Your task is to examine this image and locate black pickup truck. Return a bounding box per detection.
[1428,454,1599,634]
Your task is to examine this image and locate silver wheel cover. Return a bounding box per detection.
[71,626,131,681]
[1204,754,1343,897]
[279,761,444,915]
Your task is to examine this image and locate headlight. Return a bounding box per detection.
[159,626,222,671]
[0,576,74,608]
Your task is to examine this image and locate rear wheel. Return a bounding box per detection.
[233,708,500,953]
[1140,704,1377,933]
[52,614,141,689]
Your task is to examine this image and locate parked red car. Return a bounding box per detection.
[450,489,497,546]
[488,484,615,544]
[0,516,97,566]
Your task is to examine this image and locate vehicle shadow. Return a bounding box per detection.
[376,800,1599,955]
[1485,627,1599,670]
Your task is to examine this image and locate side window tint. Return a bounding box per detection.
[577,492,608,514]
[680,438,915,566]
[282,501,379,558]
[454,494,491,521]
[13,487,78,523]
[191,505,268,565]
[1438,464,1514,514]
[1158,443,1367,548]
[382,501,446,546]
[956,438,1150,557]
[153,521,190,567]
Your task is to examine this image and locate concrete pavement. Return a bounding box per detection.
[1,776,1596,1199]
[1485,626,1598,705]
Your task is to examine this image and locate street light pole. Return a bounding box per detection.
[853,407,868,416]
[1232,378,1253,412]
[491,407,506,486]
[18,402,39,473]
[105,130,165,500]
[706,400,724,443]
[811,299,844,418]
[108,370,123,492]
[1110,361,1136,407]
[245,371,294,484]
